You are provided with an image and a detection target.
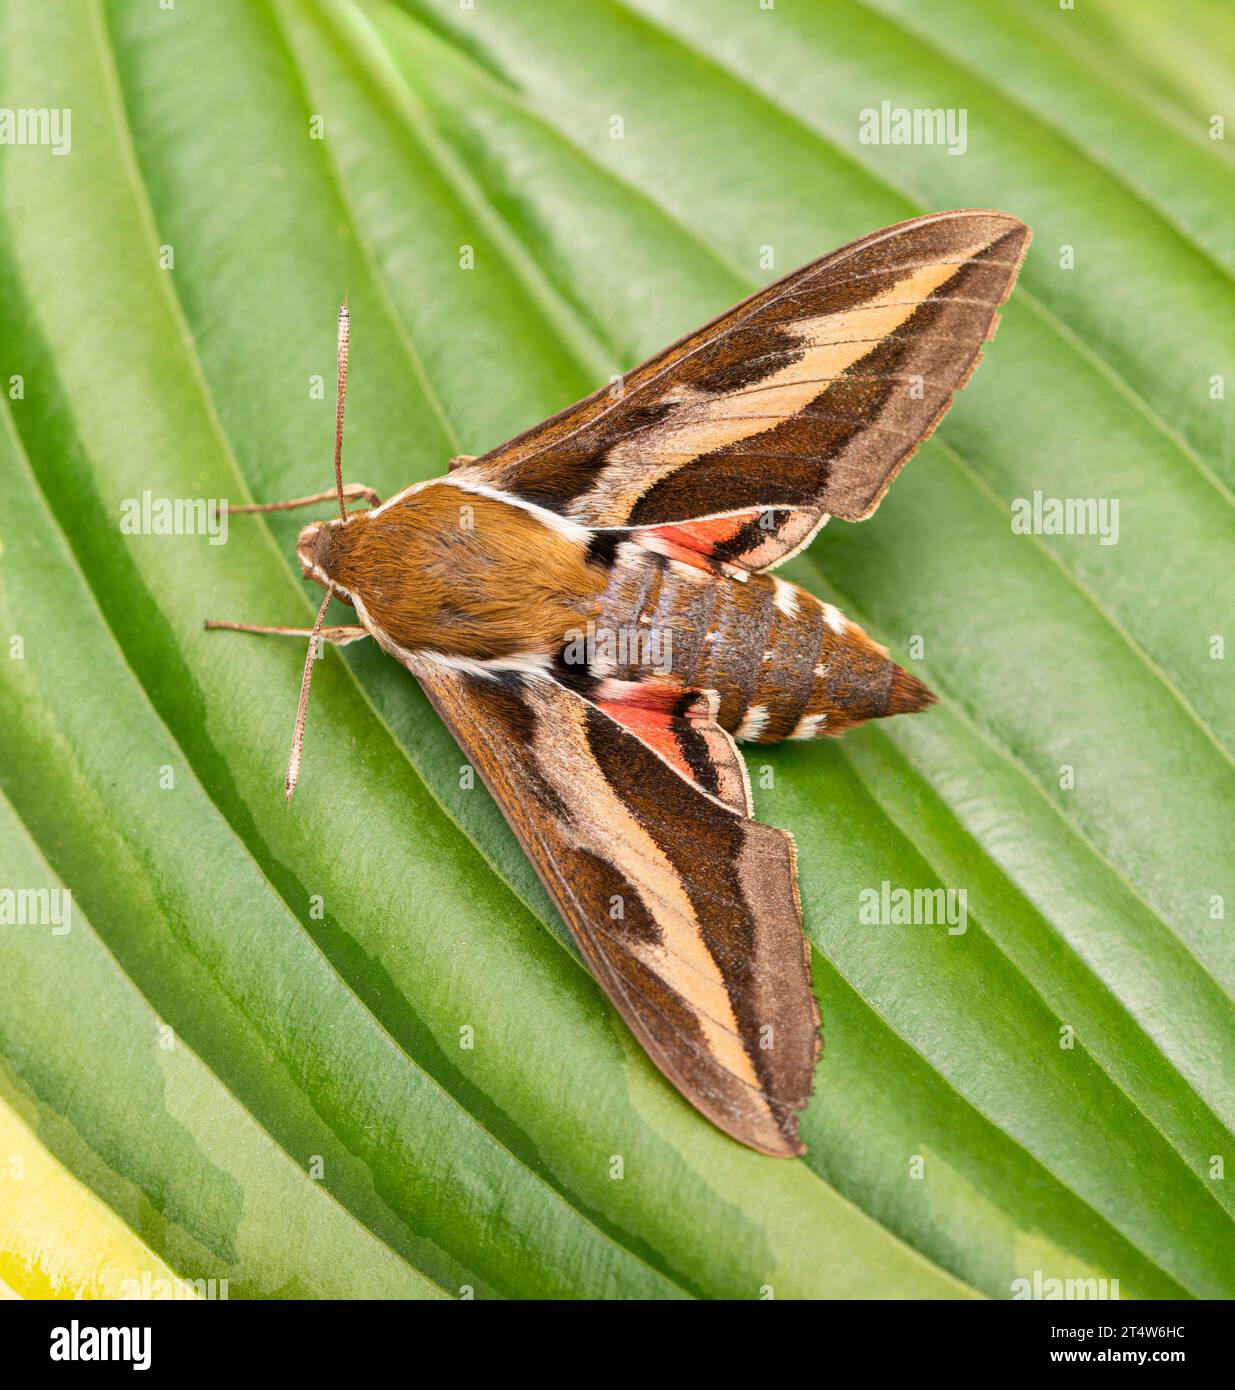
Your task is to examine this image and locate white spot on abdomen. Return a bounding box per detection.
[790,711,827,740]
[735,704,770,741]
[772,577,799,619]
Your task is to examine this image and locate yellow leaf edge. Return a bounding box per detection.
[0,1093,189,1300]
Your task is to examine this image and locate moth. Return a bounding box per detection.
[209,210,1030,1156]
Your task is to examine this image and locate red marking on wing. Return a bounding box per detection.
[640,512,763,568]
[595,695,692,780]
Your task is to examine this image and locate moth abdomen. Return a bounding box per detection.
[736,580,935,743]
[590,540,933,742]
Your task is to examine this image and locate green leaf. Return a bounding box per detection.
[0,0,1230,1298]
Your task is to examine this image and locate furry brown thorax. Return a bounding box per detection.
[297,484,607,662]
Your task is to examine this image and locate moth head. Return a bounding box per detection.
[296,517,348,598]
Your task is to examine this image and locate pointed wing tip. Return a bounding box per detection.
[732,1031,820,1160]
[984,211,1033,259]
[752,1125,808,1160]
[765,1144,807,1161]
[920,208,1033,262]
[733,1121,806,1159]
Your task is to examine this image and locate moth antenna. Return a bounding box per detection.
[333,298,350,522]
[285,590,332,802]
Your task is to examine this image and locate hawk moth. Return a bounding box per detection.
[210,210,1030,1155]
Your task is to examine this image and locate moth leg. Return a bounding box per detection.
[204,619,370,646]
[220,482,381,516]
[448,455,476,471]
